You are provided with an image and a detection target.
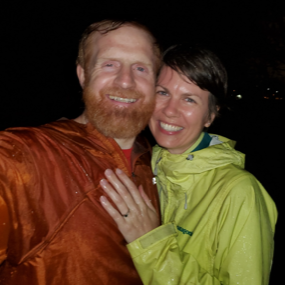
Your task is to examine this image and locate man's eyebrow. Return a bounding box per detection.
[96,57,117,62]
[136,61,153,68]
[97,58,153,65]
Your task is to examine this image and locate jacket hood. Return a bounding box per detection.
[152,135,245,180]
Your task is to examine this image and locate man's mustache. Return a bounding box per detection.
[100,87,143,99]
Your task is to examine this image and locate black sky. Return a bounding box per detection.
[1,0,284,129]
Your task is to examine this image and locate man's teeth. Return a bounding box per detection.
[160,122,183,132]
[109,96,137,103]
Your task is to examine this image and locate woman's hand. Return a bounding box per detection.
[99,168,159,243]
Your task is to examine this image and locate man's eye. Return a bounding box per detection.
[105,63,113,67]
[137,66,145,72]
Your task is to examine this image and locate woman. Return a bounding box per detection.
[99,45,277,285]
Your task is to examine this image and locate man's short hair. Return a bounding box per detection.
[163,44,228,118]
[77,19,161,73]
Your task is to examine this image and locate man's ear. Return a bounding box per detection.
[76,65,85,88]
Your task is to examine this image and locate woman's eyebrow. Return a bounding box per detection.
[183,92,201,98]
[155,84,169,92]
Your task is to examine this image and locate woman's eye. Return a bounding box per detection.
[185,97,195,103]
[105,63,113,67]
[156,90,168,96]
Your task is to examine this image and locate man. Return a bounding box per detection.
[0,20,161,285]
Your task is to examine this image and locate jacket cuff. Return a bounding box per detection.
[127,222,177,258]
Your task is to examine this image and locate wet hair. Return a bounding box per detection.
[163,44,228,118]
[76,19,161,73]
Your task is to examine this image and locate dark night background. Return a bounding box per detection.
[1,0,284,283]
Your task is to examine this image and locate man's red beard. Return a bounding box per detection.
[83,86,155,139]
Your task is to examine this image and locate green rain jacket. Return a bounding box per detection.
[127,135,277,285]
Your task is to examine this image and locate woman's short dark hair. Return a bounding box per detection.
[163,44,228,118]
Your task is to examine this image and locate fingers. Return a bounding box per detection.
[104,169,144,209]
[100,178,129,216]
[100,171,160,244]
[99,196,125,225]
[113,169,145,206]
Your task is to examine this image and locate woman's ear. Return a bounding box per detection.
[205,111,216,128]
[76,65,85,88]
[205,121,211,128]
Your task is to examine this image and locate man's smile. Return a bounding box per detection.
[108,95,137,103]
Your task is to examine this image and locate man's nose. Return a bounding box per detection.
[114,66,135,89]
[162,97,180,118]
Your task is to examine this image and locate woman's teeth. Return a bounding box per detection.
[160,122,183,131]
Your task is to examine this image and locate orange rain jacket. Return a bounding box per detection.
[0,120,159,285]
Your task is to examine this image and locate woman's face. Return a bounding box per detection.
[149,65,214,154]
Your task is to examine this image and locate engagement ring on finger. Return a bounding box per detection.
[121,209,130,218]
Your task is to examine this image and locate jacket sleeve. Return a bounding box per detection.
[0,135,18,265]
[216,176,277,285]
[127,223,221,285]
[127,176,277,285]
[0,195,9,264]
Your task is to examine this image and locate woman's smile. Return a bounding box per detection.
[159,121,184,133]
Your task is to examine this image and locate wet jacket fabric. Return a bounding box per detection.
[0,120,159,285]
[127,135,277,285]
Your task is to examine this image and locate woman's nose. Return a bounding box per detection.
[162,97,180,118]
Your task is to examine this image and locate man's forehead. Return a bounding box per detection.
[91,25,152,45]
[96,46,154,64]
[86,26,155,64]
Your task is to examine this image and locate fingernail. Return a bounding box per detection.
[116,168,123,174]
[100,179,107,187]
[105,169,113,176]
[100,196,107,204]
